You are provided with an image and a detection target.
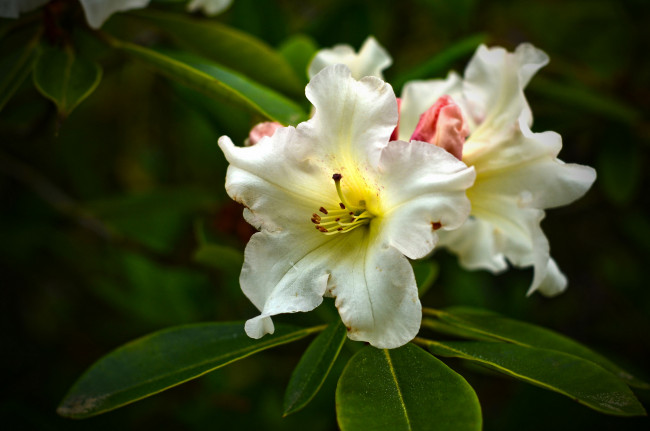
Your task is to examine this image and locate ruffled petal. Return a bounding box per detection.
[463,43,548,141]
[308,36,392,80]
[302,64,398,169]
[79,0,150,29]
[375,140,475,259]
[186,0,232,16]
[398,72,467,141]
[532,258,567,297]
[471,116,597,209]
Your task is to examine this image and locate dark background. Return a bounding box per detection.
[1,0,649,429]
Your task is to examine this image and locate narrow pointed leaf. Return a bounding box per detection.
[432,307,649,389]
[0,25,41,111]
[284,321,347,416]
[58,322,322,419]
[336,344,482,431]
[108,36,306,125]
[32,43,102,117]
[427,341,646,417]
[125,9,303,96]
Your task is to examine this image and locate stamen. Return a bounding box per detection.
[319,207,328,215]
[333,173,352,210]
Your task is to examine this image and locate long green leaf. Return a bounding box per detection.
[283,321,347,416]
[412,259,439,298]
[32,43,102,117]
[108,36,306,125]
[336,344,482,431]
[125,9,303,96]
[428,308,649,389]
[427,341,646,416]
[58,322,322,418]
[0,25,41,111]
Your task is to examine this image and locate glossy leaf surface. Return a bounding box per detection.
[283,321,347,416]
[433,307,649,389]
[336,344,482,431]
[428,341,646,416]
[58,323,321,418]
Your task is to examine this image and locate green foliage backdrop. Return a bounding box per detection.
[1,0,649,429]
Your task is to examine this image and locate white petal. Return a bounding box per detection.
[376,140,475,259]
[329,226,421,348]
[471,116,597,209]
[398,72,465,141]
[308,36,392,80]
[531,258,567,297]
[186,0,232,16]
[219,132,332,233]
[464,43,548,139]
[303,64,397,169]
[240,230,331,338]
[80,0,150,29]
[437,217,508,273]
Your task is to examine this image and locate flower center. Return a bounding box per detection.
[311,173,373,235]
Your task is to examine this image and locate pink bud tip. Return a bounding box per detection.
[390,97,402,141]
[410,95,469,160]
[246,122,283,146]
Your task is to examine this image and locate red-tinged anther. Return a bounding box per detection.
[319,207,329,215]
[317,226,329,233]
[332,173,343,181]
[339,203,346,209]
[335,218,340,221]
[431,221,442,230]
[312,213,321,221]
[350,217,355,222]
[349,212,354,215]
[337,228,343,231]
[311,218,319,224]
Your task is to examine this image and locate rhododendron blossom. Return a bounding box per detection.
[219,65,475,348]
[309,40,596,296]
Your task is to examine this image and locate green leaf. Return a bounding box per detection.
[427,341,646,417]
[278,34,318,84]
[108,36,307,125]
[0,25,41,111]
[193,243,244,273]
[125,9,303,96]
[32,43,102,117]
[58,322,323,418]
[336,344,482,431]
[392,34,485,90]
[430,308,649,389]
[412,259,439,298]
[283,321,347,416]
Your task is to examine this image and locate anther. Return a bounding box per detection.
[339,203,346,209]
[319,207,328,215]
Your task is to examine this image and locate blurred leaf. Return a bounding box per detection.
[32,43,102,118]
[431,308,649,389]
[87,187,216,252]
[392,33,485,90]
[193,243,243,273]
[283,321,346,416]
[108,36,307,125]
[126,9,303,96]
[427,341,646,416]
[412,259,439,298]
[336,344,482,431]
[597,139,641,206]
[0,24,40,111]
[278,34,318,84]
[58,322,323,418]
[529,76,641,125]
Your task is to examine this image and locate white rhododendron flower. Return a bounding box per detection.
[398,44,597,296]
[79,0,149,29]
[308,36,392,80]
[219,65,475,348]
[309,40,596,296]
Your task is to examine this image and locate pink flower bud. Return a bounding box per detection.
[410,95,469,160]
[246,122,284,146]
